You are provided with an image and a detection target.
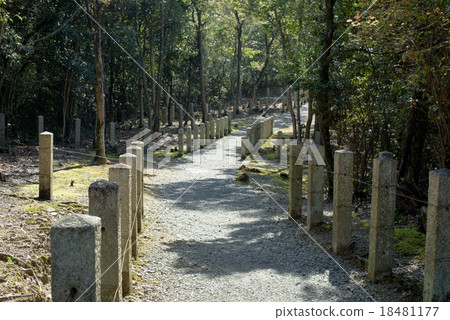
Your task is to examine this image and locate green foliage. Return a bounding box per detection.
[394,228,426,258]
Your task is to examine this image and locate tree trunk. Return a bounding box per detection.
[250,33,275,109]
[234,11,243,116]
[316,0,337,197]
[153,3,164,133]
[195,8,207,123]
[92,0,107,164]
[399,90,429,185]
[149,27,155,129]
[135,7,150,128]
[286,89,298,140]
[305,95,313,139]
[295,91,302,142]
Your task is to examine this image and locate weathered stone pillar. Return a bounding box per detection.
[193,124,199,151]
[205,122,210,145]
[249,126,257,149]
[221,118,225,137]
[186,127,192,153]
[74,118,81,148]
[307,143,325,231]
[277,131,284,160]
[119,153,137,260]
[38,115,44,135]
[241,128,251,159]
[224,116,228,135]
[39,132,53,200]
[215,119,220,139]
[131,141,145,221]
[0,113,5,149]
[109,163,132,296]
[211,120,215,140]
[199,123,206,148]
[178,128,184,155]
[289,144,303,219]
[332,150,354,255]
[51,214,102,302]
[368,154,397,282]
[128,144,143,234]
[109,122,116,147]
[88,180,122,302]
[423,168,450,301]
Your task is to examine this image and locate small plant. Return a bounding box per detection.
[7,257,13,264]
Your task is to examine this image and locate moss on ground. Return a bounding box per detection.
[15,163,108,201]
[394,228,426,259]
[151,150,180,158]
[237,165,307,193]
[14,162,108,216]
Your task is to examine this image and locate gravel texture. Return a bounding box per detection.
[133,112,418,302]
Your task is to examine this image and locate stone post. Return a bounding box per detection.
[186,127,192,153]
[210,118,216,142]
[39,132,53,200]
[88,180,122,302]
[119,153,137,260]
[51,214,102,302]
[221,118,225,138]
[38,115,44,135]
[289,144,303,219]
[307,143,325,231]
[423,169,450,301]
[224,116,228,135]
[332,150,354,255]
[368,154,397,282]
[131,141,145,222]
[249,126,257,150]
[128,144,143,234]
[241,128,251,159]
[277,131,284,160]
[74,118,81,148]
[109,122,116,147]
[193,124,199,151]
[0,113,5,149]
[199,123,206,148]
[205,122,210,145]
[178,128,184,156]
[215,119,220,139]
[109,164,132,296]
[261,120,267,139]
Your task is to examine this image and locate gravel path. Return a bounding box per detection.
[136,112,376,302]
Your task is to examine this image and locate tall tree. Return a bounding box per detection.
[192,1,207,122]
[90,0,109,164]
[234,10,244,116]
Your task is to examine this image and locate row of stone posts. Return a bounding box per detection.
[288,145,450,301]
[178,116,231,156]
[241,117,274,159]
[50,140,146,302]
[35,116,115,149]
